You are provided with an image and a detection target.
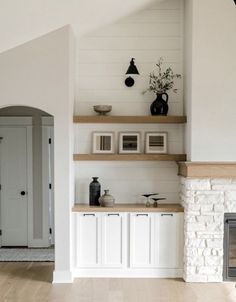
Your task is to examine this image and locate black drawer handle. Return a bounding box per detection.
[136,214,148,216]
[108,213,119,216]
[83,214,95,216]
[226,219,236,224]
[161,213,173,217]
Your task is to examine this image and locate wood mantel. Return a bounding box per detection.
[178,162,236,178]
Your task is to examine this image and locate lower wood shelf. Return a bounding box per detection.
[73,115,187,124]
[72,203,184,213]
[73,154,186,161]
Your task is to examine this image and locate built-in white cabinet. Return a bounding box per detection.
[75,211,183,276]
[101,213,126,268]
[76,212,126,268]
[76,213,100,267]
[130,212,183,269]
[130,213,154,267]
[155,213,183,268]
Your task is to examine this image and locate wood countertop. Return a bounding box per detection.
[72,203,184,213]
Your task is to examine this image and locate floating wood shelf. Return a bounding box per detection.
[73,115,187,124]
[73,154,187,162]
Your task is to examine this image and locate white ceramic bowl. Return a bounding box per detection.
[93,105,112,115]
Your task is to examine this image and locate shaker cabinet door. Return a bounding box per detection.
[76,213,101,268]
[101,213,127,268]
[155,213,184,268]
[130,213,154,268]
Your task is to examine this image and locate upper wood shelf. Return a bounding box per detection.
[73,115,187,124]
[73,154,186,162]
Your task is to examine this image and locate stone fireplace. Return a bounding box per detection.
[179,162,236,282]
[224,213,236,281]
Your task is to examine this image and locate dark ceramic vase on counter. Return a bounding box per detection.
[150,93,169,115]
[89,177,101,206]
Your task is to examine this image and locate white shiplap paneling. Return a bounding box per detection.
[75,0,184,204]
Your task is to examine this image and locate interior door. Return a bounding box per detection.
[42,124,54,247]
[0,127,28,246]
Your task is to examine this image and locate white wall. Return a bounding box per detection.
[0,26,75,282]
[183,0,192,160]
[75,0,184,205]
[75,0,184,116]
[184,0,236,161]
[0,0,163,54]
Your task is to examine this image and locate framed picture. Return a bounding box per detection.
[145,132,167,154]
[119,132,141,154]
[92,132,115,154]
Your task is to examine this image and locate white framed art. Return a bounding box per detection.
[119,132,141,154]
[92,132,115,154]
[145,132,168,154]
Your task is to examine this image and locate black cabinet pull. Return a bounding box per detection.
[108,213,119,216]
[83,213,95,216]
[226,219,236,224]
[136,214,148,216]
[161,213,173,217]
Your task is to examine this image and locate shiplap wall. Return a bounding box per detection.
[74,0,184,204]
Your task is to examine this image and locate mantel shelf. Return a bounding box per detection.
[73,154,186,162]
[73,115,187,124]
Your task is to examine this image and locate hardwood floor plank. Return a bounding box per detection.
[0,262,235,302]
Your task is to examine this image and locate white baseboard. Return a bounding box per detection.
[28,239,50,248]
[73,268,183,278]
[53,270,74,283]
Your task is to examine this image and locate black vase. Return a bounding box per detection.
[150,93,169,116]
[89,177,101,206]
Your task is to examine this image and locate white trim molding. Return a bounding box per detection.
[53,270,74,283]
[73,268,183,278]
[0,117,32,126]
[42,116,54,126]
[26,125,34,247]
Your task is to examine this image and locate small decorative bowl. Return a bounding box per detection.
[93,105,112,115]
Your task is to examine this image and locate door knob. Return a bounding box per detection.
[20,191,26,196]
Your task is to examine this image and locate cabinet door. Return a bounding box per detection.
[76,213,101,268]
[101,213,127,268]
[155,213,183,268]
[130,213,154,268]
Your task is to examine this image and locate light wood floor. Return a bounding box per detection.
[0,262,236,302]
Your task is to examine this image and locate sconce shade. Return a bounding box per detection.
[126,58,139,75]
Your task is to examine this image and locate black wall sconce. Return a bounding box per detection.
[125,58,139,87]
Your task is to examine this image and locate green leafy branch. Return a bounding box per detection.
[143,58,181,95]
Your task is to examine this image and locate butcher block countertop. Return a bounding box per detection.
[72,203,184,213]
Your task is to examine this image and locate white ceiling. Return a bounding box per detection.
[0,0,164,54]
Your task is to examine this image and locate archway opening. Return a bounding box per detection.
[0,106,54,263]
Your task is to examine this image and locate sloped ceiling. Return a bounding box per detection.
[0,0,164,54]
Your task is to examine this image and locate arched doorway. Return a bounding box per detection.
[0,106,54,261]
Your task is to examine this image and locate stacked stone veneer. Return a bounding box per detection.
[181,177,236,282]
